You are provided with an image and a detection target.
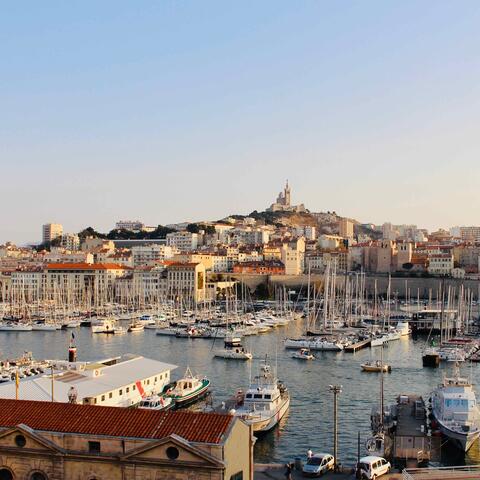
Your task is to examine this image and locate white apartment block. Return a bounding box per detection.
[166,263,206,303]
[295,225,317,241]
[60,233,80,251]
[211,255,230,273]
[428,254,454,276]
[339,218,354,239]
[42,223,63,244]
[132,245,175,266]
[166,232,199,251]
[115,220,145,231]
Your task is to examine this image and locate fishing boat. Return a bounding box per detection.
[138,394,173,411]
[166,367,210,408]
[431,364,480,452]
[233,359,290,434]
[361,360,391,373]
[291,348,315,360]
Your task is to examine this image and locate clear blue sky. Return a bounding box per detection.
[2,1,480,243]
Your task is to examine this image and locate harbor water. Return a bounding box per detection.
[1,319,480,467]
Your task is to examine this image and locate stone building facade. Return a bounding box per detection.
[0,399,252,480]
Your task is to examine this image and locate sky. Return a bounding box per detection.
[1,1,480,244]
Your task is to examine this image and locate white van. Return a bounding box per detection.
[357,456,391,479]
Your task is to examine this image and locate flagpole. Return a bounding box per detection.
[51,365,54,402]
[15,370,19,400]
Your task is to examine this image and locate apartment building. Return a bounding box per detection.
[339,218,354,239]
[427,253,454,276]
[132,244,175,266]
[60,233,80,251]
[166,262,206,303]
[42,223,63,244]
[166,231,199,251]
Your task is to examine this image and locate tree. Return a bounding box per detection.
[186,223,200,234]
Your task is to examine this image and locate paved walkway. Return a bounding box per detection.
[254,464,403,480]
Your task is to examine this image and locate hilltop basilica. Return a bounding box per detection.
[267,181,306,213]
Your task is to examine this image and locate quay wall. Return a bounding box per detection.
[224,273,480,299]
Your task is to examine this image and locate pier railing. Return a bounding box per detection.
[403,465,480,479]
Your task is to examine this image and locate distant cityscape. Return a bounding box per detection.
[1,181,480,304]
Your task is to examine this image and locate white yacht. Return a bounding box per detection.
[233,360,290,434]
[214,337,252,360]
[284,338,344,351]
[0,322,33,332]
[91,318,116,334]
[431,366,480,452]
[396,321,411,336]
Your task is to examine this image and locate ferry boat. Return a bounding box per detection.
[138,394,173,411]
[166,367,210,408]
[233,360,290,434]
[291,348,315,360]
[431,365,480,452]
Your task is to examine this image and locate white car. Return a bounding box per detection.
[302,453,334,477]
[358,456,391,479]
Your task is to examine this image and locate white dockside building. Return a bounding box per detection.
[0,355,177,407]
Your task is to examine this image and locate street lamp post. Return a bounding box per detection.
[329,384,342,472]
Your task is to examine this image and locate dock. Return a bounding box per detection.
[344,339,371,352]
[389,394,440,467]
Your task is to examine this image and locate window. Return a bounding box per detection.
[15,434,27,447]
[30,472,48,480]
[88,441,101,454]
[246,394,252,399]
[254,394,262,399]
[133,385,136,391]
[119,389,123,395]
[264,394,272,400]
[166,446,179,460]
[0,469,13,480]
[230,472,243,480]
[126,387,129,393]
[109,392,112,399]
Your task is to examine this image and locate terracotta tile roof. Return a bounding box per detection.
[0,399,234,444]
[46,263,128,270]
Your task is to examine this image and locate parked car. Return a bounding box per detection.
[302,453,335,477]
[357,456,391,479]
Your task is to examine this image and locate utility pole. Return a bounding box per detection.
[329,384,342,471]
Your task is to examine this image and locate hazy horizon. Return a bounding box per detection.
[2,1,480,244]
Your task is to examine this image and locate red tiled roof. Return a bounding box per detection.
[46,263,128,270]
[0,399,233,444]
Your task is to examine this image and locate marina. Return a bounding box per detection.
[1,317,480,467]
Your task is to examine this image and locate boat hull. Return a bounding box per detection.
[170,380,210,409]
[241,394,290,434]
[437,420,480,452]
